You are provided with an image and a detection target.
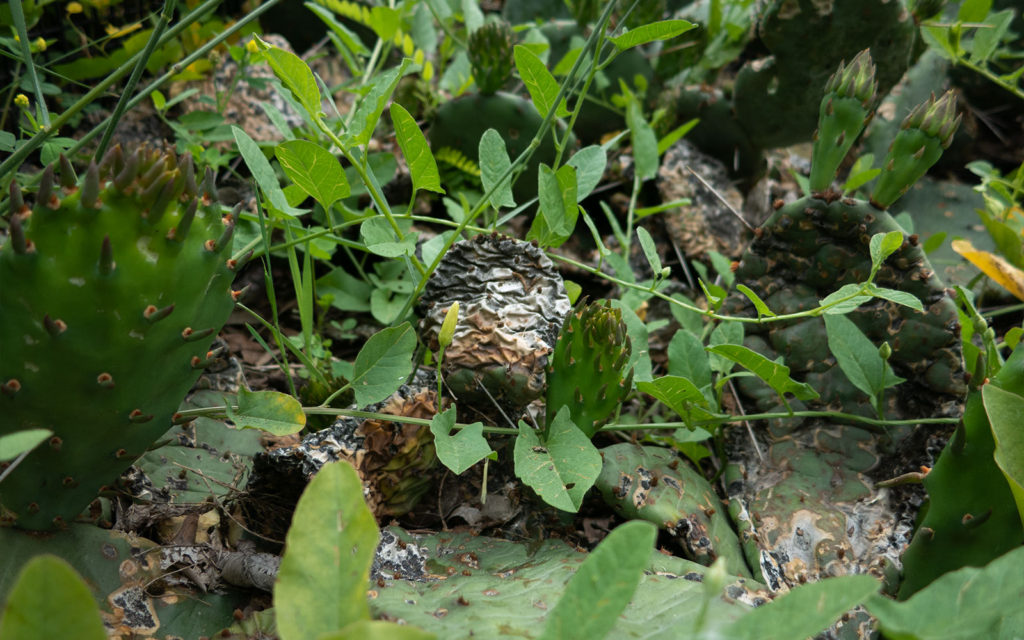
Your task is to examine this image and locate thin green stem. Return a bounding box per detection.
[601,412,960,433]
[10,0,50,127]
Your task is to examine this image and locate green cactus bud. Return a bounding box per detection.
[546,299,633,438]
[810,50,877,193]
[871,91,960,208]
[878,341,892,361]
[0,145,236,529]
[438,302,459,351]
[468,20,514,96]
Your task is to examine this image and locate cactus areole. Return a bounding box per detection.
[0,146,237,529]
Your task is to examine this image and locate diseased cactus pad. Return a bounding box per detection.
[724,194,965,591]
[0,146,237,529]
[418,234,570,416]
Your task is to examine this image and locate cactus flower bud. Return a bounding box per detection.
[878,341,892,361]
[438,302,459,351]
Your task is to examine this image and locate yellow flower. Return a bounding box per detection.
[34,37,47,52]
[15,94,30,109]
[65,1,83,13]
[245,39,259,55]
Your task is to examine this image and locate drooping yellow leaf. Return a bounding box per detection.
[952,239,1024,301]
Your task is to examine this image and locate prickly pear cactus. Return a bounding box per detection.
[468,20,514,96]
[418,234,570,419]
[0,146,237,529]
[723,53,966,593]
[545,299,633,437]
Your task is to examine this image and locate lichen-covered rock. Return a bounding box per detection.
[418,234,570,416]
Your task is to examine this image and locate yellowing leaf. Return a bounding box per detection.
[952,239,1024,301]
[105,22,141,38]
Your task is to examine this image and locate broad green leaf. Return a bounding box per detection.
[430,408,493,475]
[0,429,52,462]
[843,168,881,192]
[479,128,516,208]
[513,45,569,118]
[390,103,443,195]
[957,0,992,23]
[708,250,735,289]
[567,145,606,202]
[636,226,662,274]
[868,546,1024,639]
[321,620,436,640]
[514,407,602,512]
[540,521,657,640]
[305,3,369,56]
[529,163,578,247]
[275,140,350,209]
[982,384,1024,527]
[626,98,658,181]
[225,388,306,435]
[351,323,417,407]
[275,462,379,640]
[819,283,872,314]
[707,321,744,376]
[368,6,400,40]
[233,126,305,216]
[970,9,1014,63]
[346,60,411,147]
[609,19,696,50]
[706,344,820,402]
[824,314,903,399]
[669,292,704,336]
[869,231,904,268]
[725,575,879,640]
[256,36,321,118]
[460,0,484,32]
[0,555,106,640]
[865,284,924,312]
[360,217,417,257]
[736,284,776,318]
[667,330,712,392]
[637,376,715,425]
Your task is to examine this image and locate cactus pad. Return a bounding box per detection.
[0,146,237,529]
[468,20,514,96]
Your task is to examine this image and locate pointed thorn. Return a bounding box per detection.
[180,153,197,199]
[97,372,115,388]
[98,144,124,179]
[168,199,198,241]
[226,248,253,271]
[99,235,115,275]
[146,174,178,223]
[9,214,32,254]
[81,161,101,209]
[8,181,29,216]
[919,526,935,541]
[43,314,67,336]
[49,436,63,450]
[961,509,992,529]
[205,217,235,253]
[1,379,21,395]
[128,409,154,423]
[37,164,58,209]
[231,285,250,301]
[114,149,142,191]
[191,347,224,369]
[201,167,217,204]
[139,154,166,190]
[58,154,77,191]
[143,303,175,323]
[181,327,215,342]
[140,171,172,214]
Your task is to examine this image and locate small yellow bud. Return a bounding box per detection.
[402,34,415,56]
[414,49,425,66]
[422,60,434,82]
[245,38,259,55]
[15,94,30,109]
[66,1,83,13]
[438,302,459,350]
[34,37,47,52]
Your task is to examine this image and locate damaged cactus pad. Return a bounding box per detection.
[418,234,570,415]
[0,146,237,529]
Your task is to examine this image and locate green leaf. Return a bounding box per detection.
[706,344,820,402]
[321,620,436,640]
[351,323,417,407]
[390,103,443,195]
[540,521,657,640]
[636,226,662,274]
[868,546,1024,639]
[707,321,744,376]
[819,283,872,314]
[346,60,411,147]
[513,45,568,118]
[225,388,306,435]
[843,168,881,193]
[275,462,379,640]
[275,140,350,209]
[514,407,602,512]
[430,408,493,475]
[233,126,305,216]
[367,6,400,40]
[982,384,1024,528]
[970,9,1014,63]
[609,20,696,50]
[460,0,484,32]
[725,575,879,640]
[360,217,417,257]
[0,555,106,640]
[736,284,776,318]
[637,376,717,425]
[0,429,52,462]
[667,330,713,394]
[864,284,925,312]
[479,128,516,208]
[529,163,578,247]
[869,230,904,268]
[567,145,606,202]
[256,36,321,118]
[669,292,704,336]
[305,3,369,56]
[626,98,658,181]
[824,314,903,399]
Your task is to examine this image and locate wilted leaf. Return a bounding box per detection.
[952,239,1024,301]
[225,388,306,435]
